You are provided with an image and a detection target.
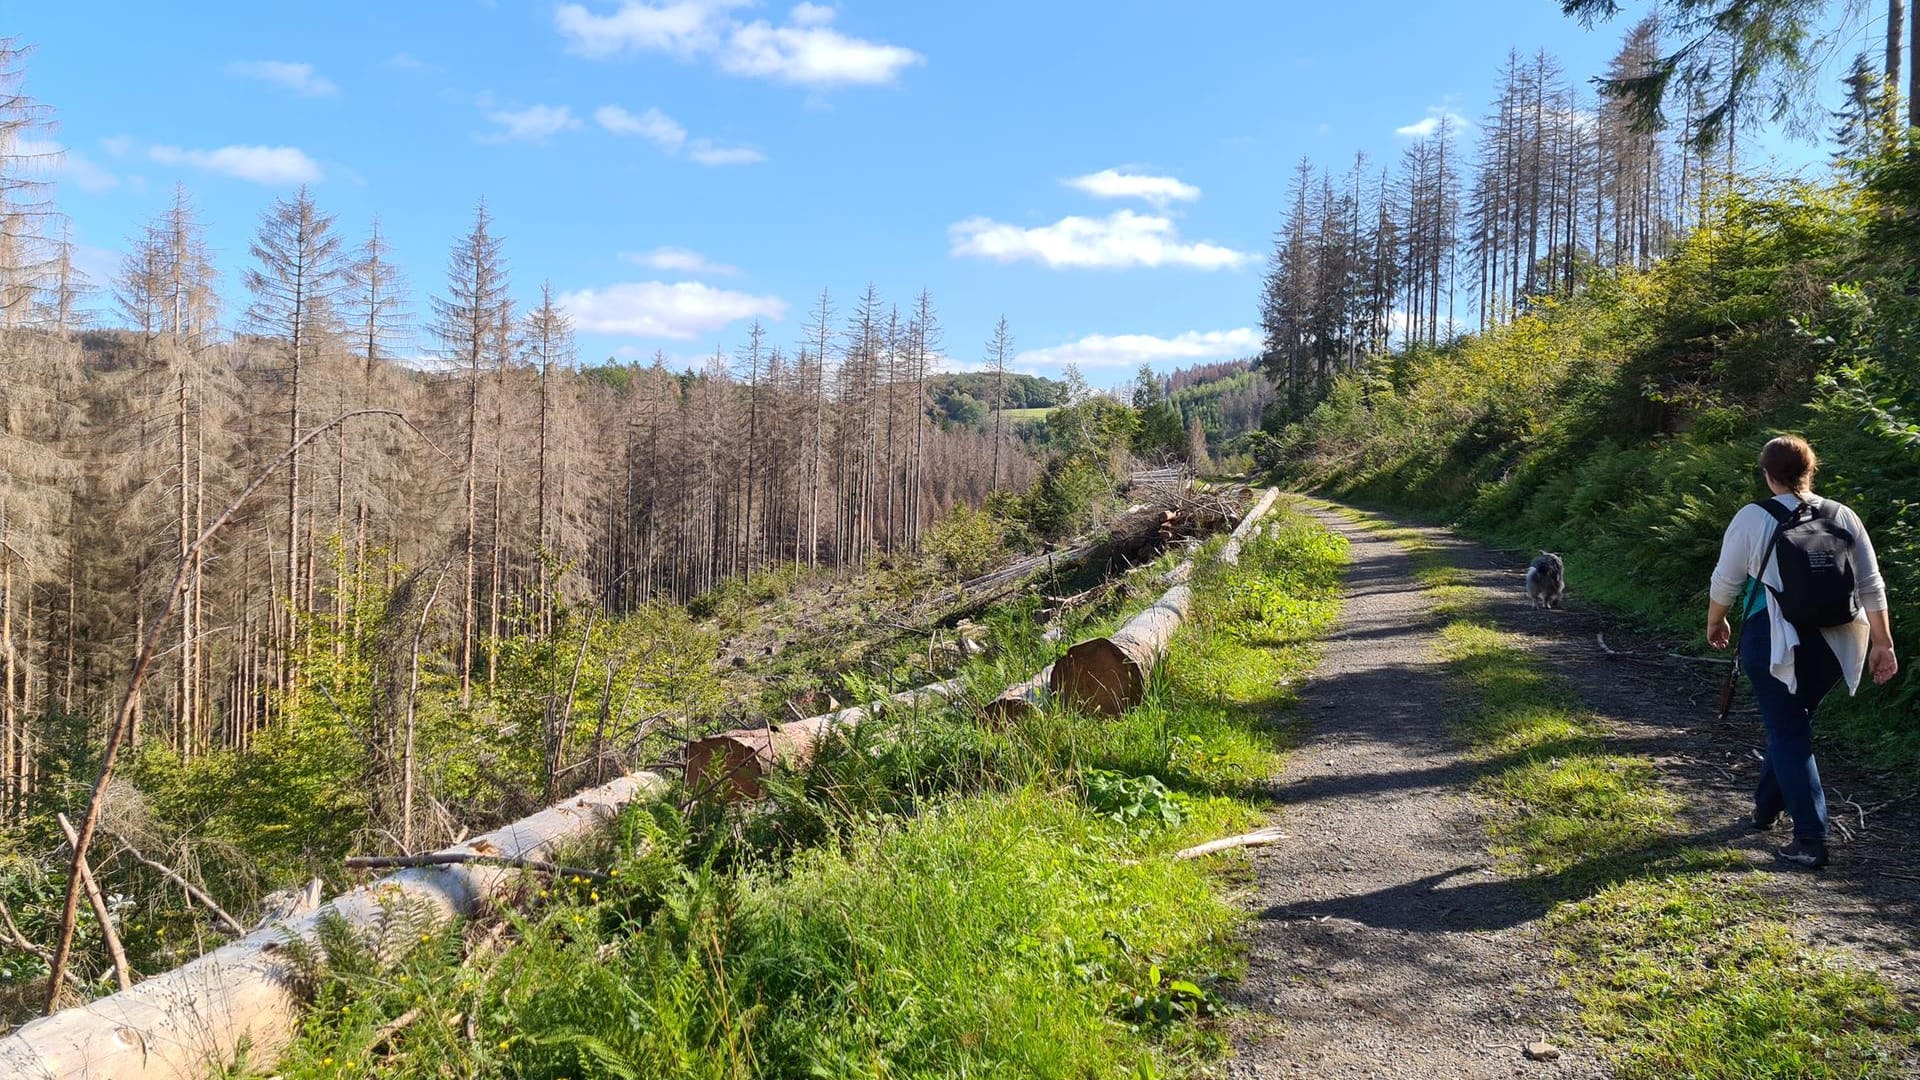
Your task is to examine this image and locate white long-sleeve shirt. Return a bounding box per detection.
[1709,492,1888,695]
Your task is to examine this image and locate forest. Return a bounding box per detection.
[0,25,1268,1032]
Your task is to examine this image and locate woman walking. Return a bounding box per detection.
[1707,436,1898,869]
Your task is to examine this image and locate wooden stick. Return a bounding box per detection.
[0,898,81,993]
[344,853,610,883]
[1174,826,1289,860]
[101,829,246,936]
[56,813,130,993]
[370,1006,421,1053]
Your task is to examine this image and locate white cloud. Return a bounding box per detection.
[1064,169,1200,208]
[556,0,748,58]
[596,104,763,165]
[719,17,923,87]
[595,104,685,151]
[949,210,1253,271]
[16,138,117,193]
[385,52,441,72]
[1015,328,1263,372]
[556,1,921,88]
[227,60,339,98]
[622,247,740,276]
[558,280,787,339]
[147,144,323,184]
[1394,108,1471,138]
[789,2,836,26]
[688,139,765,165]
[484,104,583,142]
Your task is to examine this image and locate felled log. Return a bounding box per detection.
[984,665,1052,727]
[685,679,964,800]
[1218,487,1281,565]
[1049,584,1194,717]
[1049,488,1282,718]
[917,539,1104,621]
[0,772,665,1080]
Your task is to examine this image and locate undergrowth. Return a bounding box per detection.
[1331,507,1920,1079]
[255,501,1348,1079]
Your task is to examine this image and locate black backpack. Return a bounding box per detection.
[1753,498,1860,629]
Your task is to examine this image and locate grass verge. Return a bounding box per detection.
[254,502,1347,1079]
[1333,505,1918,1080]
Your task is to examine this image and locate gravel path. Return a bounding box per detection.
[1227,503,1920,1079]
[1227,508,1597,1080]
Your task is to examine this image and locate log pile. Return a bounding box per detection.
[1106,486,1245,570]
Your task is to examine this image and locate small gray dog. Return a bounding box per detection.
[1525,552,1565,609]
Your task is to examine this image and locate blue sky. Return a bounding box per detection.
[12,0,1851,386]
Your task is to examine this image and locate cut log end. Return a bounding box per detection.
[1049,638,1142,718]
[684,729,780,800]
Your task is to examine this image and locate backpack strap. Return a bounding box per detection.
[1746,499,1801,608]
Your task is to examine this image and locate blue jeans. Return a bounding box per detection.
[1741,616,1841,842]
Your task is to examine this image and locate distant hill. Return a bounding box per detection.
[1162,358,1274,447]
[928,371,1066,426]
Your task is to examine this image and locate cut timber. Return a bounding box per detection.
[1050,585,1193,717]
[1218,487,1280,565]
[685,679,963,800]
[984,664,1052,727]
[1048,488,1282,718]
[0,771,665,1080]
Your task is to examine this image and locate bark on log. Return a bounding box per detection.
[1049,585,1193,717]
[984,665,1051,727]
[0,771,665,1080]
[1218,487,1281,566]
[684,679,964,800]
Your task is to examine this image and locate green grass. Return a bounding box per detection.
[998,407,1057,423]
[1333,506,1920,1079]
[257,502,1348,1079]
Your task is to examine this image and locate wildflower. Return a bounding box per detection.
[498,1039,511,1052]
[590,892,600,902]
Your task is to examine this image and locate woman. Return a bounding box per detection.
[1707,435,1898,869]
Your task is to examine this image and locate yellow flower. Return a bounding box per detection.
[497,1040,511,1052]
[608,868,619,878]
[590,892,600,902]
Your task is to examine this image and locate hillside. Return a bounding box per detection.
[1263,155,1919,777]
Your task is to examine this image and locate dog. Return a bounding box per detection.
[1525,552,1565,609]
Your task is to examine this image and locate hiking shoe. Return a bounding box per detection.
[1774,839,1829,869]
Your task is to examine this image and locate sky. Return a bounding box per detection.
[10,0,1858,387]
